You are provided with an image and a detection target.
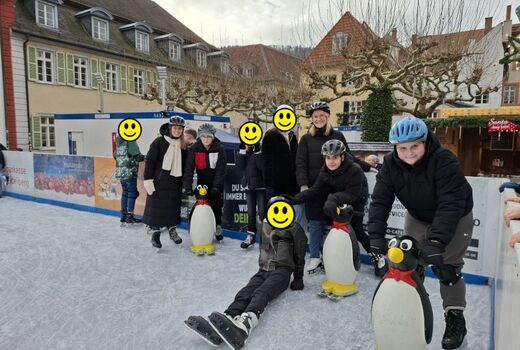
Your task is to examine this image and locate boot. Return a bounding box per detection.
[215,225,224,242]
[125,212,142,224]
[442,309,467,349]
[120,211,128,223]
[151,231,162,249]
[208,311,257,350]
[168,226,182,244]
[240,231,255,249]
[306,257,323,274]
[369,252,388,278]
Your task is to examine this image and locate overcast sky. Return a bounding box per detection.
[155,0,518,48]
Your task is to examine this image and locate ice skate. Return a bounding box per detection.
[442,309,467,349]
[184,315,223,347]
[168,226,182,244]
[125,212,142,224]
[120,211,127,227]
[215,225,224,242]
[306,257,324,274]
[208,311,257,350]
[151,230,162,251]
[240,231,255,249]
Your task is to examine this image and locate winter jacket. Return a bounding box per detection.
[113,136,144,180]
[0,143,6,169]
[142,123,186,227]
[258,221,308,279]
[368,130,473,245]
[294,156,366,212]
[295,129,348,220]
[183,138,226,190]
[236,146,265,190]
[262,129,299,196]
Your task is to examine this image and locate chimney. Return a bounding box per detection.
[506,5,512,21]
[485,17,493,34]
[391,28,397,40]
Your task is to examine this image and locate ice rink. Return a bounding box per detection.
[0,197,491,350]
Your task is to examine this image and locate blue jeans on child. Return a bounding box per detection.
[120,178,138,212]
[308,220,328,258]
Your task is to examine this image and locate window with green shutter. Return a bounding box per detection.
[145,70,151,94]
[31,116,42,150]
[128,67,135,94]
[66,53,74,86]
[56,52,66,84]
[91,58,98,88]
[120,65,127,93]
[27,47,37,81]
[100,60,106,89]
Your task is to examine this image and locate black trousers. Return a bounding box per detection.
[246,189,266,233]
[351,200,371,253]
[224,267,292,318]
[208,188,224,226]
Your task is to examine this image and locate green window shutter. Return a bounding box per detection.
[27,46,37,81]
[145,70,151,94]
[120,65,127,93]
[56,52,66,85]
[31,116,42,150]
[66,53,74,86]
[91,58,98,88]
[100,61,106,89]
[128,67,135,94]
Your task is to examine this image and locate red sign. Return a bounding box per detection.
[487,119,518,133]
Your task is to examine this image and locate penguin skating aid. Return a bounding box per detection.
[189,185,216,255]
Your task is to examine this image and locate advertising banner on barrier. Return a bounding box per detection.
[364,173,505,277]
[222,164,248,231]
[4,151,34,196]
[33,154,95,206]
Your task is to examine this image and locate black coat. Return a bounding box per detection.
[368,131,473,245]
[294,157,365,216]
[296,129,348,220]
[183,138,226,190]
[142,126,187,227]
[262,129,299,196]
[236,147,265,190]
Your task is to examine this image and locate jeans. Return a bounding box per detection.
[120,178,138,212]
[246,189,267,233]
[308,220,328,258]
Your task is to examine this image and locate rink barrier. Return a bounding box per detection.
[492,189,520,350]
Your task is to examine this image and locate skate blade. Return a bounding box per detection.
[307,267,324,275]
[184,319,222,347]
[208,314,244,350]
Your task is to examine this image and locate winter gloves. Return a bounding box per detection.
[420,240,446,267]
[370,235,388,255]
[290,277,304,290]
[143,179,155,196]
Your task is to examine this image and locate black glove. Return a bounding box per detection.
[370,235,388,255]
[239,140,246,150]
[322,199,338,219]
[182,188,194,196]
[253,143,261,153]
[420,240,446,267]
[280,194,296,204]
[290,277,304,290]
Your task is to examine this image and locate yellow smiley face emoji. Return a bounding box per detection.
[239,122,263,146]
[266,198,295,229]
[118,118,142,142]
[273,106,297,132]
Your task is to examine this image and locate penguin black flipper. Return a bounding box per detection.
[348,225,361,271]
[371,278,385,307]
[412,272,433,344]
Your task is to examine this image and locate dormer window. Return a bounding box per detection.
[136,31,149,52]
[92,17,108,41]
[244,67,254,78]
[332,32,349,55]
[196,50,207,68]
[154,33,184,62]
[36,0,59,29]
[170,42,181,61]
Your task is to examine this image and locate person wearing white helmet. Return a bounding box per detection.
[368,116,474,350]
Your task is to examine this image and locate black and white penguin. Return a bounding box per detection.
[189,185,216,255]
[371,235,433,350]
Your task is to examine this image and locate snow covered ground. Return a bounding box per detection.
[0,197,491,350]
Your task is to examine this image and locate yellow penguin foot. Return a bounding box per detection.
[321,280,358,297]
[191,243,216,255]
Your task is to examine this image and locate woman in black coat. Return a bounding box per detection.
[143,116,187,249]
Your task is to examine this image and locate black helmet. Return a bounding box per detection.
[309,101,330,116]
[198,123,216,137]
[267,195,291,208]
[169,115,186,128]
[321,139,347,156]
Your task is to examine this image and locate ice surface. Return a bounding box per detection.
[0,197,491,349]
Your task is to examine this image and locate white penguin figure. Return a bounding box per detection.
[371,236,433,350]
[320,205,359,299]
[189,185,216,255]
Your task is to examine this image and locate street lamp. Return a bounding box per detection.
[93,72,105,113]
[156,66,168,110]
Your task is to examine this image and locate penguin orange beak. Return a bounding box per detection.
[199,188,207,196]
[388,247,404,264]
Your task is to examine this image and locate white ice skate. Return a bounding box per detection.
[306,258,324,274]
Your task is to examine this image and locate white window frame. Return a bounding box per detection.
[134,69,145,95]
[475,92,489,104]
[503,86,516,105]
[332,32,348,55]
[92,17,109,42]
[135,31,150,52]
[73,56,89,88]
[105,63,119,92]
[40,115,56,150]
[36,49,54,83]
[169,41,181,61]
[196,50,207,68]
[35,0,58,29]
[244,67,254,78]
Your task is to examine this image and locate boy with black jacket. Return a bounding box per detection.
[184,196,307,350]
[183,123,227,240]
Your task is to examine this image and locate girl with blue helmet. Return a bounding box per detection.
[368,116,474,350]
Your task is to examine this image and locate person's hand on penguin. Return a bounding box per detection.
[420,240,446,267]
[370,235,388,255]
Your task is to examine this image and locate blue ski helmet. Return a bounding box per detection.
[389,117,428,144]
